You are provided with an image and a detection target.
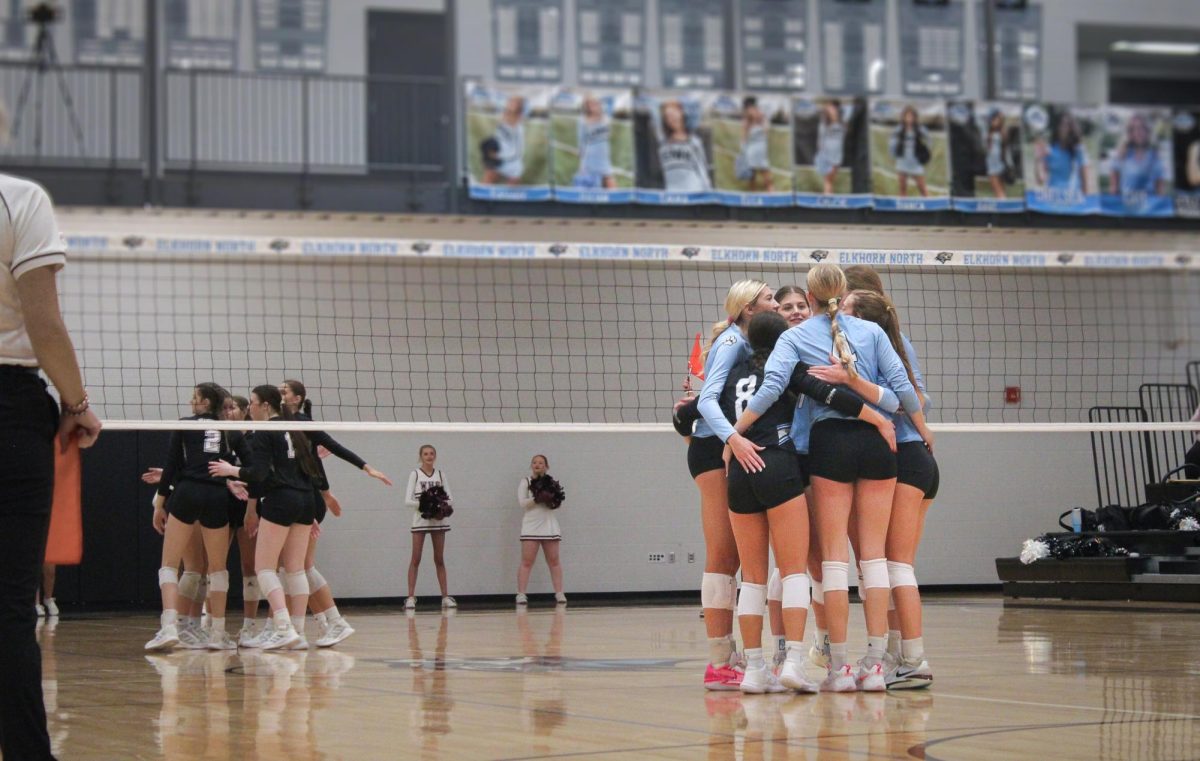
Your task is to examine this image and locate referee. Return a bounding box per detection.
[0,170,101,759]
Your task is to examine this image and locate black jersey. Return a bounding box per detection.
[295,412,366,491]
[238,422,315,495]
[157,414,231,496]
[673,359,869,442]
[721,358,795,448]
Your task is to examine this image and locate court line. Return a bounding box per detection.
[934,691,1200,721]
[919,716,1199,761]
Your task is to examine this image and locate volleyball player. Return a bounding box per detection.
[483,95,526,185]
[209,386,319,650]
[404,444,456,610]
[574,96,616,190]
[714,311,898,693]
[729,264,928,692]
[775,286,810,327]
[737,96,774,192]
[146,384,237,651]
[516,454,566,605]
[218,394,266,646]
[658,100,712,193]
[827,289,937,689]
[279,379,391,648]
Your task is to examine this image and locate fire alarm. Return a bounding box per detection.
[1005,386,1021,404]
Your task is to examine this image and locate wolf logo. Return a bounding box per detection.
[269,238,290,252]
[1057,253,1075,265]
[810,250,829,262]
[681,247,700,259]
[411,241,431,254]
[549,244,568,257]
[935,252,954,264]
[122,235,145,249]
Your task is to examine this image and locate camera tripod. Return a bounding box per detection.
[9,15,86,157]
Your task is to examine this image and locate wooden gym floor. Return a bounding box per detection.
[30,596,1200,760]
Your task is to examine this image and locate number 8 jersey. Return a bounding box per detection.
[719,359,795,449]
[156,413,232,497]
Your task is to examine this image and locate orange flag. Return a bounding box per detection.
[46,437,83,565]
[688,332,705,380]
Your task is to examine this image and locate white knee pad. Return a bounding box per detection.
[284,570,310,597]
[306,567,328,594]
[766,568,782,602]
[781,573,811,610]
[242,577,260,602]
[700,572,736,611]
[736,582,767,619]
[207,570,230,594]
[810,578,825,605]
[158,567,179,589]
[860,558,890,590]
[887,561,918,589]
[821,561,850,593]
[178,571,203,601]
[256,570,282,598]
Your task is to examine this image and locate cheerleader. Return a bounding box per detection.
[145,384,237,651]
[404,444,456,610]
[829,289,937,689]
[775,285,810,327]
[208,385,319,651]
[516,455,566,605]
[689,280,776,691]
[730,264,929,692]
[279,379,392,648]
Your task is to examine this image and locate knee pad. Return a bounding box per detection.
[887,561,917,589]
[736,582,767,619]
[242,577,260,602]
[821,561,850,593]
[781,573,811,610]
[178,571,203,601]
[766,568,782,602]
[810,577,825,605]
[700,572,736,611]
[860,558,890,590]
[284,570,310,597]
[158,567,179,589]
[207,570,229,594]
[256,570,282,598]
[306,567,328,594]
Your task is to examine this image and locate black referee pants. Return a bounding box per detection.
[0,368,58,761]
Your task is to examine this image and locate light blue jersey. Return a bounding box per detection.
[895,333,932,444]
[748,316,919,426]
[695,324,750,441]
[577,118,613,178]
[495,121,525,179]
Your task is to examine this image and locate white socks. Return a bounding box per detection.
[902,637,925,661]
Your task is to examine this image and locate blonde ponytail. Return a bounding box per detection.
[807,264,858,379]
[700,279,769,365]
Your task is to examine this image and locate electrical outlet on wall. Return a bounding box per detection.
[648,552,667,564]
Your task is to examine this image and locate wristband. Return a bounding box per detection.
[62,392,89,416]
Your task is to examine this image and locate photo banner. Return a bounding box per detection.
[1174,109,1200,219]
[635,92,714,205]
[869,99,951,211]
[551,88,636,204]
[465,82,552,201]
[1098,106,1174,218]
[949,100,1025,213]
[705,93,794,207]
[792,96,872,209]
[1021,103,1101,215]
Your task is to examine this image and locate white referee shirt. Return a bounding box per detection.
[0,174,66,366]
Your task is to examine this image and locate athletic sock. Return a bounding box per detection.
[745,647,765,670]
[902,637,925,662]
[864,636,888,667]
[708,636,734,667]
[817,628,830,651]
[326,605,342,623]
[888,629,902,658]
[291,616,305,635]
[272,609,290,629]
[242,617,255,630]
[211,617,225,634]
[785,641,806,666]
[830,643,848,671]
[161,609,177,628]
[772,634,787,660]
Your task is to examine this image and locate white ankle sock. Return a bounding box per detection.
[785,641,806,665]
[291,616,305,634]
[745,647,765,670]
[902,637,925,661]
[830,643,848,671]
[161,609,177,628]
[708,636,734,666]
[887,629,902,657]
[865,636,888,666]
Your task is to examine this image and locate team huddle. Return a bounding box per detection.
[674,263,938,694]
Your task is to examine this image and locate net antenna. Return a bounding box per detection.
[9,2,86,156]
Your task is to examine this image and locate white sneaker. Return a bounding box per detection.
[515,593,528,605]
[44,598,59,617]
[856,660,886,692]
[886,656,933,690]
[778,661,820,694]
[237,623,258,647]
[261,624,301,651]
[243,621,274,649]
[442,596,457,608]
[178,623,209,650]
[316,619,355,648]
[35,603,45,617]
[820,664,858,693]
[740,663,787,694]
[808,643,830,670]
[145,625,180,651]
[404,596,416,610]
[287,634,309,651]
[555,593,568,605]
[207,630,238,651]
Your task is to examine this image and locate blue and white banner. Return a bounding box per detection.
[464,82,553,202]
[61,231,1200,271]
[634,92,714,205]
[703,92,795,207]
[550,88,636,204]
[792,96,873,209]
[1098,106,1174,218]
[1174,109,1200,219]
[1021,103,1101,215]
[948,101,1025,213]
[869,99,952,211]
